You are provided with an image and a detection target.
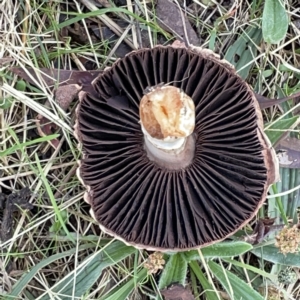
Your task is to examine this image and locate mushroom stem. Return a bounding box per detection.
[139,84,196,169]
[141,124,186,154]
[139,85,195,154]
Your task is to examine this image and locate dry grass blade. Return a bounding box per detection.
[79,0,136,49]
[1,83,72,132]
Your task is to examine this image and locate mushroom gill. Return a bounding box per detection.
[74,46,279,251]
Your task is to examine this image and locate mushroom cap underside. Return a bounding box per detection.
[75,46,278,251]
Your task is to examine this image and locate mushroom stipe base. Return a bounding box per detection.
[144,134,195,170]
[74,45,279,251]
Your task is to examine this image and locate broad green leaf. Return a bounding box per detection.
[0,97,13,109]
[158,253,187,289]
[184,241,253,262]
[262,0,289,44]
[225,26,262,79]
[6,243,96,299]
[262,69,273,78]
[189,261,219,300]
[103,268,148,300]
[208,261,264,300]
[265,116,299,145]
[15,80,26,91]
[252,245,300,266]
[39,241,135,300]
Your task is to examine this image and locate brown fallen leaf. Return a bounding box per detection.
[276,137,300,169]
[54,83,82,111]
[95,0,111,7]
[245,218,284,245]
[0,57,15,66]
[60,21,98,45]
[9,67,101,96]
[91,23,132,58]
[9,67,100,149]
[255,91,300,109]
[35,84,82,148]
[156,0,200,46]
[36,113,60,149]
[160,283,195,300]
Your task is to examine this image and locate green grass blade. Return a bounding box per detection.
[45,8,158,33]
[0,133,59,157]
[208,260,264,300]
[40,241,135,300]
[265,116,299,145]
[189,261,219,300]
[103,268,148,300]
[6,244,96,299]
[35,153,75,243]
[222,258,275,280]
[270,184,289,225]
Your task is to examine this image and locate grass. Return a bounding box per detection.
[1,0,300,299]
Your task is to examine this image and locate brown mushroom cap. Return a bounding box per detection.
[74,46,278,251]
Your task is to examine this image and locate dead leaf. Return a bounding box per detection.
[54,83,82,111]
[10,67,98,149]
[276,137,300,168]
[9,67,101,96]
[256,91,300,109]
[0,57,15,66]
[35,84,82,149]
[95,0,111,8]
[36,114,60,149]
[156,0,200,46]
[244,218,284,244]
[91,23,132,57]
[59,20,99,45]
[160,283,195,300]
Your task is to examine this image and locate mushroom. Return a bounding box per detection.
[74,46,279,251]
